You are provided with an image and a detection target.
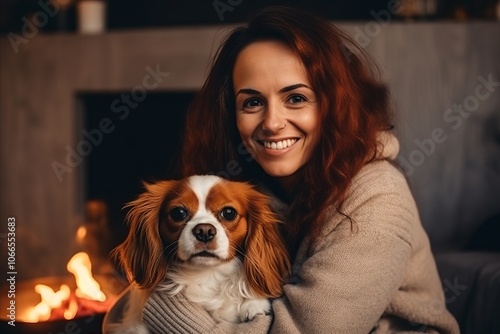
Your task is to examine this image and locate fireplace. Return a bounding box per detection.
[0,25,229,288]
[0,90,195,333]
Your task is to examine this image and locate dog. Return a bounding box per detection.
[108,175,290,333]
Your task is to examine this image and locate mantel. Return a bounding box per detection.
[1,23,499,280]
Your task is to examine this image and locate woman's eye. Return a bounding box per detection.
[220,207,237,221]
[243,98,263,109]
[169,207,188,222]
[288,95,307,104]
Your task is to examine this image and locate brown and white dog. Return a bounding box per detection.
[109,175,290,332]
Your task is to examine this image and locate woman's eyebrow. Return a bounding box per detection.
[236,84,312,97]
[278,83,311,93]
[236,88,261,97]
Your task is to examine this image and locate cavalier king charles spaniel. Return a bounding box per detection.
[108,175,290,333]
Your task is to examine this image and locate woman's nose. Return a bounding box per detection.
[261,103,286,135]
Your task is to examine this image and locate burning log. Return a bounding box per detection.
[48,291,114,321]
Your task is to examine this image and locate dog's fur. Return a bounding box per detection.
[108,175,290,333]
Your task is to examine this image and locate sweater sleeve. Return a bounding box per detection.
[269,162,415,334]
[143,288,272,334]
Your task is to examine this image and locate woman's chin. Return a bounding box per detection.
[262,167,295,178]
[262,167,303,191]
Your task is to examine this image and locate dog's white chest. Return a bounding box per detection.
[164,259,270,323]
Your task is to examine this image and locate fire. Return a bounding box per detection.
[76,225,87,241]
[22,252,108,323]
[25,284,71,322]
[67,252,106,302]
[64,298,78,320]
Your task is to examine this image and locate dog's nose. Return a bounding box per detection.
[192,224,217,242]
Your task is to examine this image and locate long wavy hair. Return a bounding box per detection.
[181,6,393,245]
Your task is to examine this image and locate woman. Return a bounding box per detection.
[143,6,459,334]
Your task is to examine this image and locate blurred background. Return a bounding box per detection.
[0,0,499,33]
[0,1,499,333]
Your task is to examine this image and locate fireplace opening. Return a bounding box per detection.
[78,91,196,247]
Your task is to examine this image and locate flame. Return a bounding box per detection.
[64,298,78,320]
[76,226,87,242]
[67,252,106,302]
[24,284,70,322]
[21,251,108,323]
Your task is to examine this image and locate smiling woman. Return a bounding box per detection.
[123,5,460,334]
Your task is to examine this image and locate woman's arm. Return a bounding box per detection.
[270,162,454,333]
[270,187,413,333]
[143,289,271,334]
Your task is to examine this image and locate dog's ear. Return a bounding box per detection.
[112,180,175,291]
[244,189,291,298]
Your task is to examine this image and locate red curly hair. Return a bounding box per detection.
[181,6,393,245]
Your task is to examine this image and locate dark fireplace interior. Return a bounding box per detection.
[78,91,196,246]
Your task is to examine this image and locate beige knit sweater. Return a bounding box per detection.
[142,135,460,334]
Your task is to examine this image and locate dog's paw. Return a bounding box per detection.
[239,299,271,322]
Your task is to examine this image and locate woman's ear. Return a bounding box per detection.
[112,181,175,291]
[244,189,291,298]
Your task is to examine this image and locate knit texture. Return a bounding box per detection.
[142,135,460,334]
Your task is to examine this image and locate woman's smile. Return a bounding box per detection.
[258,138,298,151]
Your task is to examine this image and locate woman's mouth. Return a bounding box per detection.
[260,138,298,150]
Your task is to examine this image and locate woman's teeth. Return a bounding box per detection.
[263,139,297,150]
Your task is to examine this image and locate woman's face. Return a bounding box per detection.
[233,40,321,186]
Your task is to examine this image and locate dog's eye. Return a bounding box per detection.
[220,207,237,221]
[169,207,188,222]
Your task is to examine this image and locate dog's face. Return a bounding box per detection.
[115,175,290,298]
[160,175,257,266]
